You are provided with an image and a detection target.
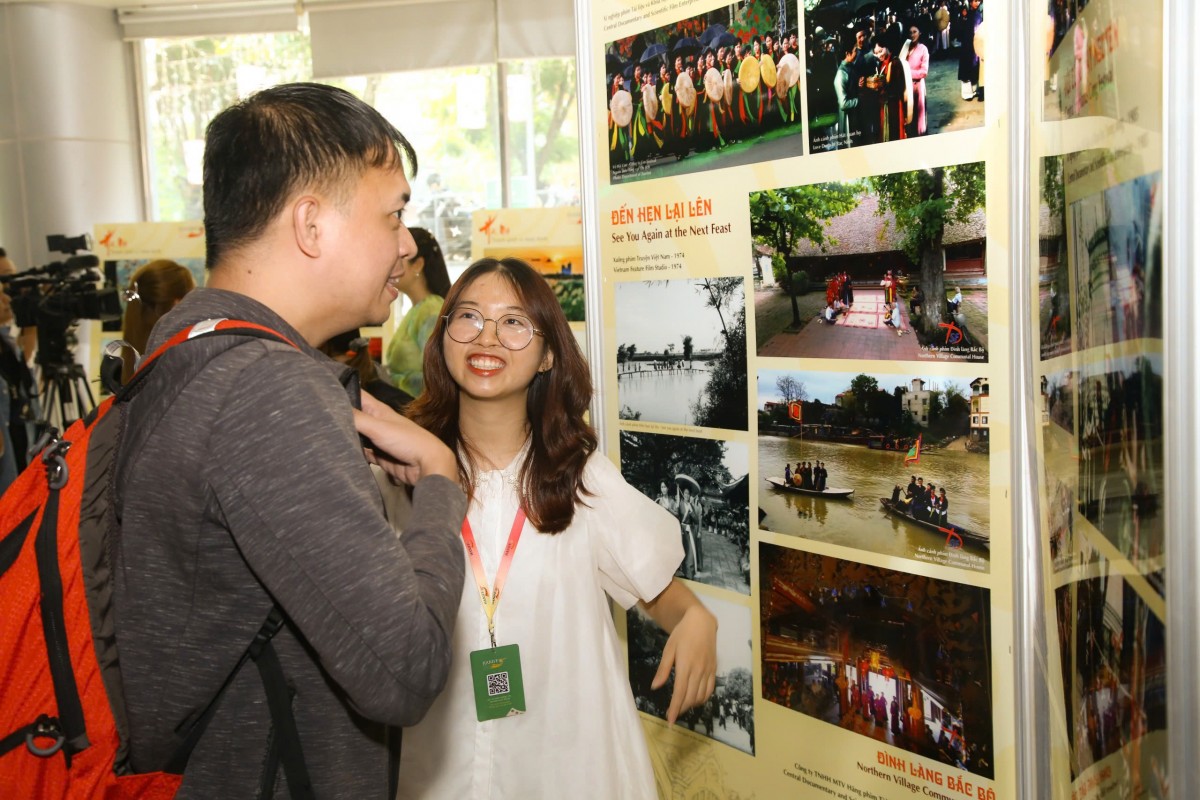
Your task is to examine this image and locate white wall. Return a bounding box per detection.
[0,2,143,268]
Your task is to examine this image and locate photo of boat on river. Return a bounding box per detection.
[758,369,991,572]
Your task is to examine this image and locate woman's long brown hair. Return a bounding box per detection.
[407,257,596,533]
[121,260,196,383]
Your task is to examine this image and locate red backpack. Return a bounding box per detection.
[0,319,315,798]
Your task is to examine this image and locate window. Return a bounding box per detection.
[502,59,580,210]
[142,33,313,222]
[140,38,579,272]
[331,66,503,265]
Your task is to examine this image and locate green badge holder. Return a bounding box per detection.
[469,643,527,721]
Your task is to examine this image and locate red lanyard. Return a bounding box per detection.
[461,508,526,649]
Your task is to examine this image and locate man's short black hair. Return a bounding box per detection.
[202,82,417,269]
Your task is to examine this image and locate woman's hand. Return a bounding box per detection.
[642,581,718,724]
[353,392,457,485]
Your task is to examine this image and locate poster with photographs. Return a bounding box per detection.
[1054,551,1167,792]
[628,594,755,755]
[1033,0,1169,792]
[591,0,1012,796]
[759,368,990,573]
[1042,0,1163,128]
[1077,353,1163,571]
[751,161,989,364]
[804,0,987,153]
[619,430,750,594]
[604,9,805,186]
[1069,171,1162,353]
[760,543,995,779]
[615,278,747,431]
[469,207,586,323]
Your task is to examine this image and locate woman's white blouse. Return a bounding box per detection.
[397,451,683,799]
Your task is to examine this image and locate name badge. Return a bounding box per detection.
[469,644,527,721]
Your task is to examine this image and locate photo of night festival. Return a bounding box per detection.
[759,543,994,779]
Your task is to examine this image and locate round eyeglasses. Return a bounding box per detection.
[442,308,544,350]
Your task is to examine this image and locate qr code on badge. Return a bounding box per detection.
[486,671,510,697]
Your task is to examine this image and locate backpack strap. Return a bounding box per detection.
[165,607,314,800]
[111,319,302,401]
[250,608,316,800]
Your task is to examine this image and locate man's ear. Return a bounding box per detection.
[293,195,323,258]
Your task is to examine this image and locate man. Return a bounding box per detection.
[912,478,928,520]
[852,27,880,144]
[112,83,467,796]
[833,32,862,150]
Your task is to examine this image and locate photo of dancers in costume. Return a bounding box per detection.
[605,7,804,184]
[806,1,986,153]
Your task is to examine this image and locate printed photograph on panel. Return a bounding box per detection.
[619,431,750,594]
[751,162,988,364]
[604,3,804,185]
[1070,170,1162,352]
[628,595,755,755]
[1042,369,1083,572]
[758,369,990,573]
[1039,155,1072,360]
[759,543,995,779]
[804,0,987,153]
[616,278,747,431]
[1043,0,1161,124]
[1077,354,1164,572]
[1063,561,1167,785]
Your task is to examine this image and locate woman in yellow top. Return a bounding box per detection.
[384,227,452,397]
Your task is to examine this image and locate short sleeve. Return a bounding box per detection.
[582,454,684,609]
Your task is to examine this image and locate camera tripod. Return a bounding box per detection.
[37,359,96,431]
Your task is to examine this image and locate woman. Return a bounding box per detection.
[872,39,907,142]
[120,259,196,384]
[384,227,452,397]
[381,258,716,798]
[902,23,930,135]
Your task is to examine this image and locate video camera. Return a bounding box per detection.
[0,233,122,369]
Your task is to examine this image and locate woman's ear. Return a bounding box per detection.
[538,347,555,373]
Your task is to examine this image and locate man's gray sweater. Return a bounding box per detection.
[112,288,465,797]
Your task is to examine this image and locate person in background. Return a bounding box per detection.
[119,259,196,385]
[833,32,862,150]
[910,282,926,320]
[385,226,451,397]
[398,257,716,799]
[0,247,36,479]
[902,23,931,136]
[948,285,964,315]
[871,38,907,143]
